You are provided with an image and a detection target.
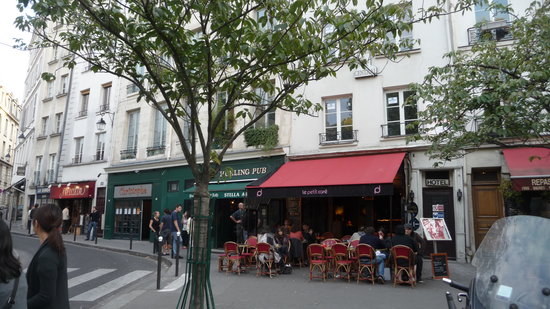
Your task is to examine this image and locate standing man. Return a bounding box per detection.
[86,207,100,241]
[404,223,427,283]
[230,202,247,244]
[62,206,70,234]
[171,205,183,258]
[28,203,38,234]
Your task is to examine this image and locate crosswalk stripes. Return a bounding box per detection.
[159,273,188,292]
[70,270,152,302]
[68,268,116,288]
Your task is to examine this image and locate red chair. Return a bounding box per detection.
[332,243,353,282]
[223,241,244,275]
[341,235,352,242]
[356,244,377,284]
[390,245,416,287]
[348,239,360,249]
[308,244,327,281]
[241,236,258,267]
[256,242,276,278]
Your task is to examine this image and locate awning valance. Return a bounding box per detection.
[246,152,405,198]
[503,148,550,191]
[184,181,249,199]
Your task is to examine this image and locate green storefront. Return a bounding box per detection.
[104,155,285,243]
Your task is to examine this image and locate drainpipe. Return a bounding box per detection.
[55,66,74,188]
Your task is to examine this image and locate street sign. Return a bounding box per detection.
[410,218,420,231]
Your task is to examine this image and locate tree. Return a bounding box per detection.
[411,1,550,163]
[15,0,474,307]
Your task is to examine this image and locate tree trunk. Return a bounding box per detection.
[178,180,215,308]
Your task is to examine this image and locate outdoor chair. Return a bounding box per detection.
[223,241,245,275]
[356,244,377,284]
[256,242,277,278]
[332,243,353,282]
[390,245,416,287]
[308,244,327,281]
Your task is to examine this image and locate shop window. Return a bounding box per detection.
[167,181,179,192]
[472,169,500,183]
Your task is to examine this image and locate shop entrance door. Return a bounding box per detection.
[471,169,503,249]
[422,188,456,259]
[141,199,152,240]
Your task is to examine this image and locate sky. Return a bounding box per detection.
[0,1,31,104]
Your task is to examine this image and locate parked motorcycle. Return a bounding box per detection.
[444,215,550,309]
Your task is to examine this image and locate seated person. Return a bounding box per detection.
[288,226,304,264]
[257,229,281,269]
[359,226,387,283]
[274,227,290,269]
[389,225,419,281]
[350,226,366,242]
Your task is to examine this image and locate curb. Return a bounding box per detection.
[11,230,173,268]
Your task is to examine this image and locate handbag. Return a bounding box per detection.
[2,276,19,309]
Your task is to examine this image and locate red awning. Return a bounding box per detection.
[50,181,96,199]
[247,153,405,198]
[503,148,550,191]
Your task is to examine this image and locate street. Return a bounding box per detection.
[13,234,160,309]
[12,231,476,309]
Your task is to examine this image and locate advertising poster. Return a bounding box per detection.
[420,217,452,241]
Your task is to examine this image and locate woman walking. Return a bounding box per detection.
[26,204,69,309]
[0,219,27,308]
[149,211,161,253]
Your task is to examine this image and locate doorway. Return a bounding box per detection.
[471,169,503,249]
[422,188,457,259]
[141,199,152,240]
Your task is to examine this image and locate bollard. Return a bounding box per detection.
[129,233,133,250]
[175,236,180,276]
[73,224,77,242]
[157,236,163,290]
[94,226,98,245]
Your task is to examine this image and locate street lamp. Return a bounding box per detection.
[18,132,25,143]
[96,117,107,131]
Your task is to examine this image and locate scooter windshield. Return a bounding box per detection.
[472,215,550,309]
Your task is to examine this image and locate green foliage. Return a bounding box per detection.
[411,1,550,161]
[244,125,279,150]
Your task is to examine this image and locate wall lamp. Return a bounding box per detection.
[408,190,415,203]
[457,189,463,202]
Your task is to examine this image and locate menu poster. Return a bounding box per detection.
[420,218,452,241]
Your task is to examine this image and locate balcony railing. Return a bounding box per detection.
[146,145,166,156]
[78,110,88,117]
[99,104,110,112]
[467,21,512,45]
[46,169,55,184]
[319,130,358,145]
[380,121,419,138]
[72,154,83,164]
[94,151,105,161]
[120,148,137,160]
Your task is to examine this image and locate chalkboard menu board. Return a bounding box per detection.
[431,253,450,279]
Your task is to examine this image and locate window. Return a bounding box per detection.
[384,90,418,137]
[41,116,49,136]
[47,154,56,183]
[324,96,353,142]
[51,46,58,61]
[152,107,167,148]
[386,4,414,51]
[3,119,7,136]
[101,83,111,111]
[167,181,179,192]
[475,0,509,23]
[46,81,54,98]
[74,137,83,164]
[35,156,42,185]
[213,92,235,149]
[323,24,339,57]
[55,113,62,133]
[79,90,89,117]
[253,87,275,128]
[96,133,106,161]
[59,74,68,94]
[122,110,140,159]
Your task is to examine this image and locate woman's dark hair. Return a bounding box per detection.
[291,225,301,233]
[34,204,65,256]
[0,219,22,283]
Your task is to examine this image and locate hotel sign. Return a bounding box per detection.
[114,184,153,198]
[426,179,450,186]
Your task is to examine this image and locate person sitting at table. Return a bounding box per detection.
[282,219,293,235]
[350,226,366,242]
[359,226,387,284]
[274,227,290,270]
[257,228,281,273]
[289,226,304,265]
[389,225,419,282]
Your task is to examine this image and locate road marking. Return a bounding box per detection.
[68,268,116,288]
[159,273,188,292]
[70,270,152,302]
[67,268,79,273]
[97,290,145,309]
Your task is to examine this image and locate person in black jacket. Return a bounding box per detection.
[0,219,27,309]
[26,204,69,309]
[405,223,426,283]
